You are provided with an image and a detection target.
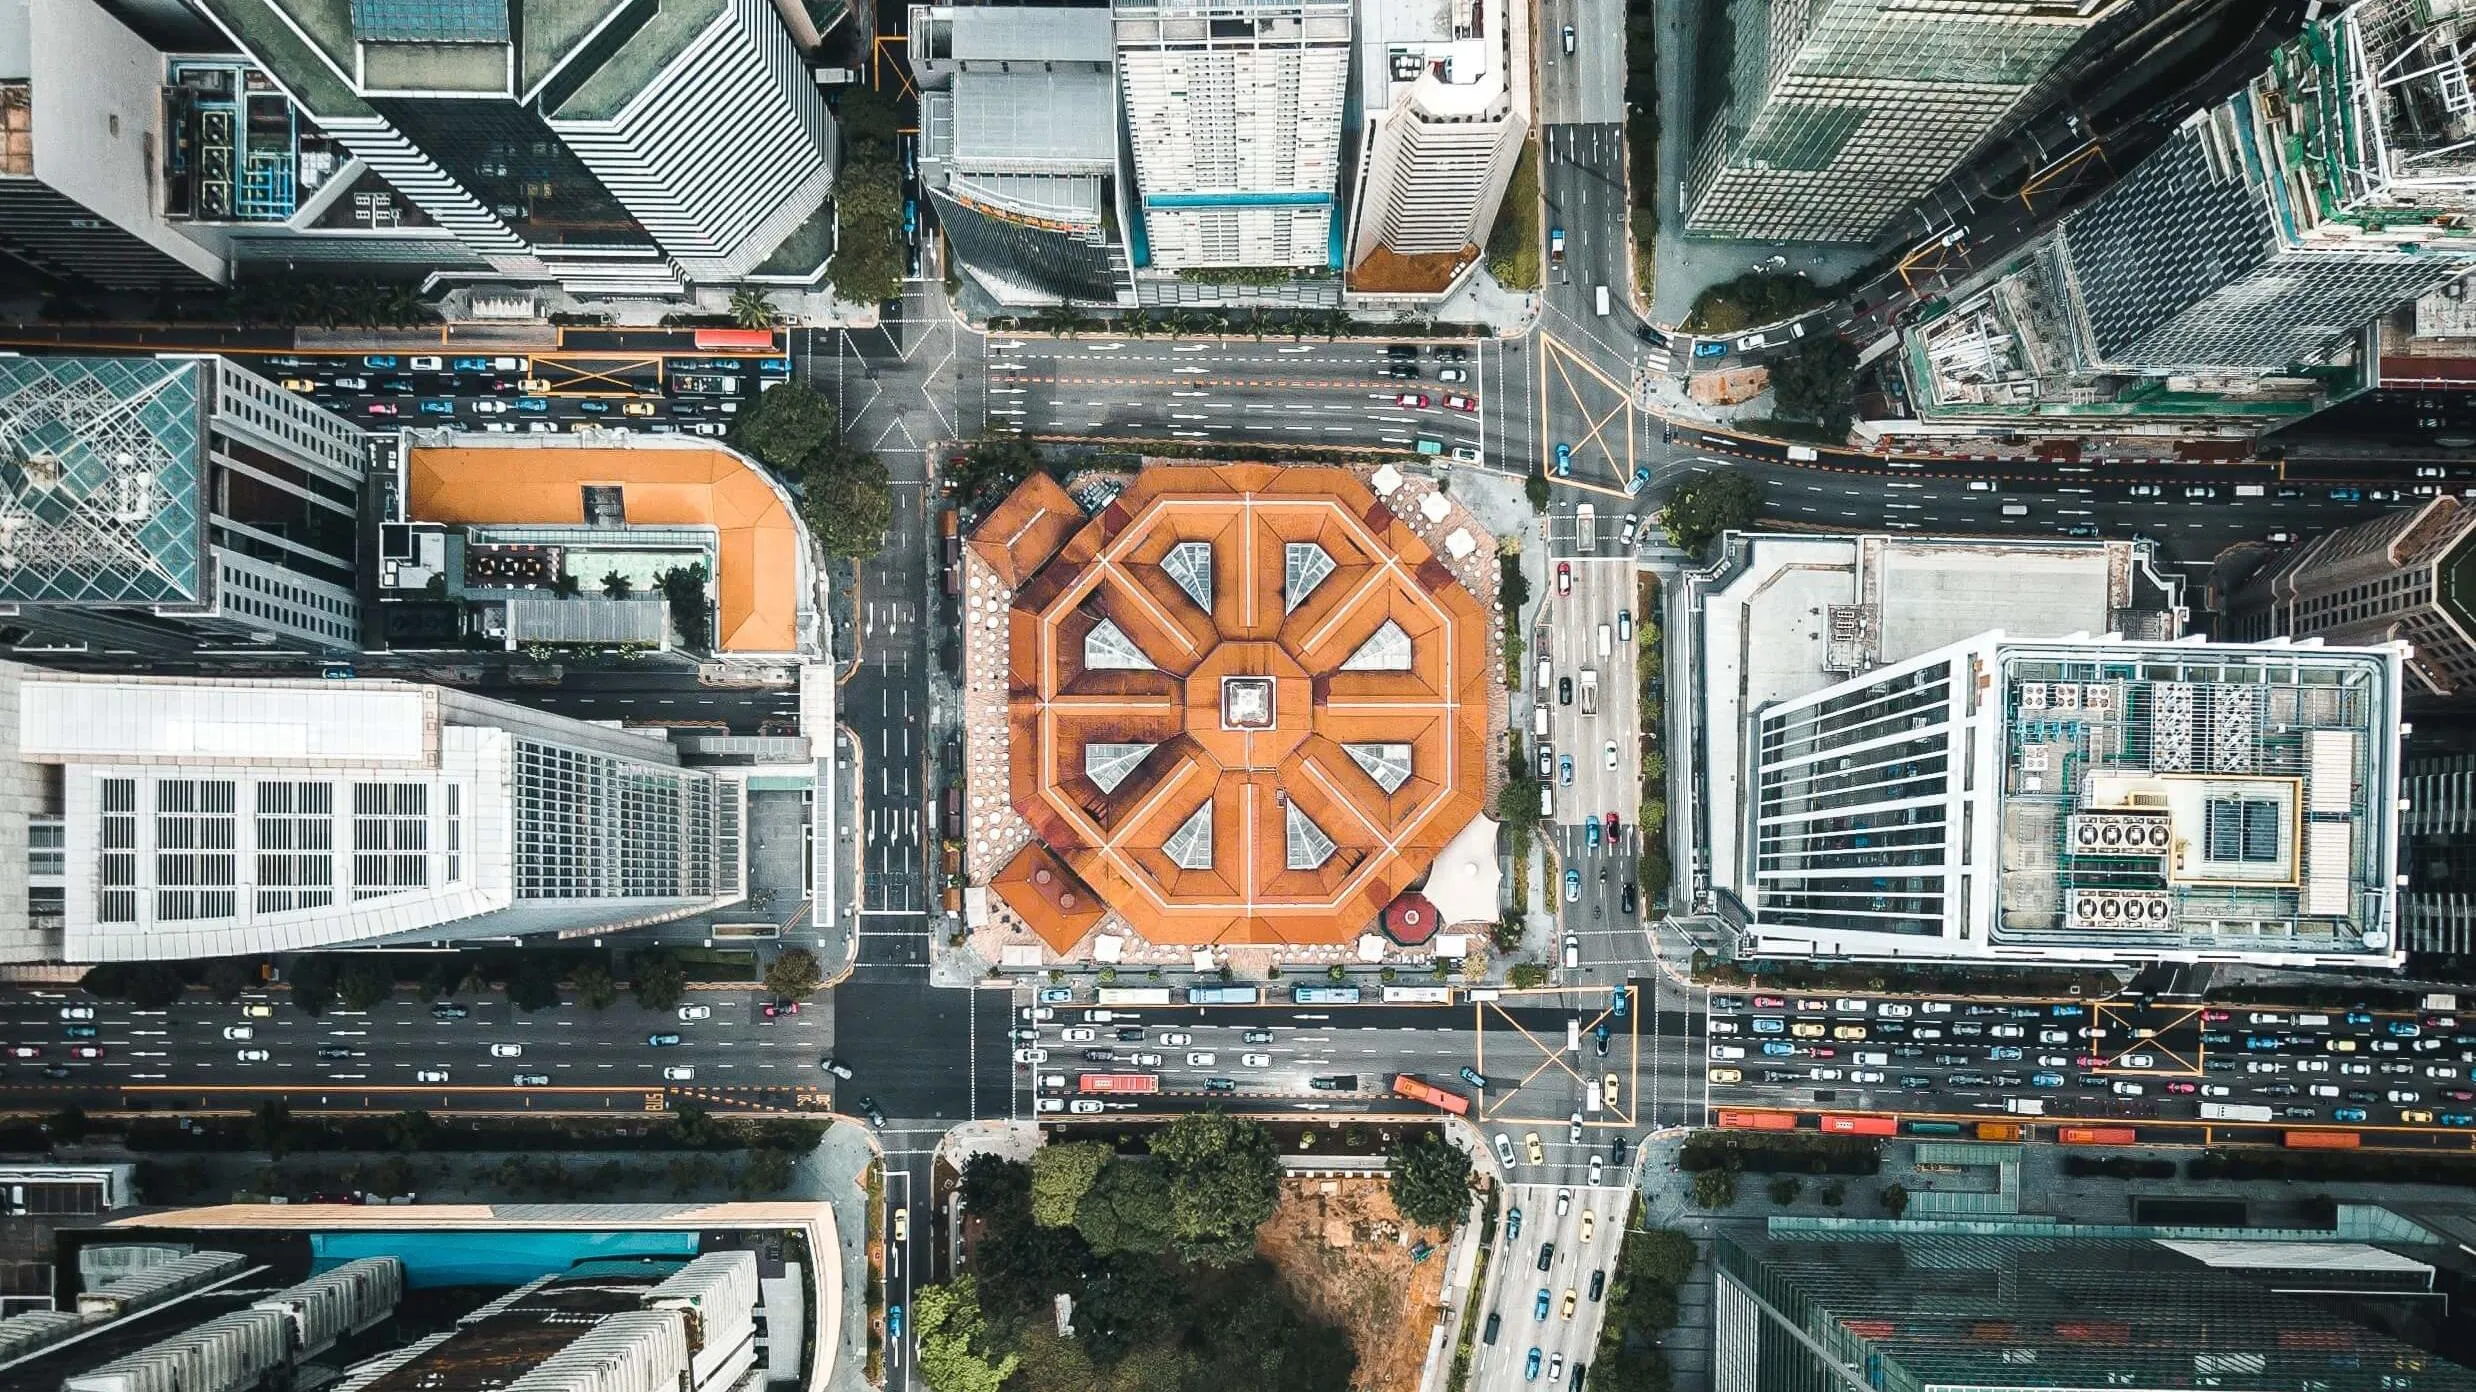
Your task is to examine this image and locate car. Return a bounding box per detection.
[1185,1051,1217,1066]
[415,1069,451,1084]
[2127,483,2162,497]
[1810,1068,1844,1081]
[858,1095,888,1128]
[2122,1052,2155,1068]
[622,400,658,417]
[1461,1066,1490,1088]
[893,1209,910,1245]
[1534,1289,1552,1320]
[1988,1046,2023,1061]
[576,399,611,415]
[1554,1187,1574,1218]
[887,1304,905,1339]
[1395,393,1430,409]
[2403,1108,2436,1124]
[2112,1081,2145,1096]
[365,402,398,416]
[1444,393,1477,412]
[1602,741,1619,770]
[2247,1060,2287,1075]
[1038,986,1074,1004]
[491,1043,523,1058]
[1243,1028,1275,1044]
[2388,1089,2423,1104]
[1128,1053,1162,1066]
[1734,334,1765,352]
[1160,1031,1193,1046]
[1015,1047,1051,1063]
[66,1044,101,1059]
[2443,1113,2476,1127]
[2390,1020,2425,1038]
[1561,1290,1578,1319]
[1556,561,1572,596]
[2342,1060,2374,1075]
[1792,1022,1827,1038]
[1620,881,1638,914]
[2346,1011,2375,1026]
[1565,868,1581,902]
[1555,443,1573,477]
[663,1065,695,1081]
[1610,1135,1629,1166]
[1526,1349,1543,1381]
[1494,1133,1517,1166]
[647,1033,682,1047]
[1061,1027,1097,1043]
[1585,817,1601,850]
[2164,1081,2197,1094]
[1241,1053,1272,1067]
[235,1048,267,1062]
[1525,1132,1546,1165]
[1069,1099,1103,1113]
[2335,1107,2369,1122]
[1850,1070,1885,1084]
[1439,368,1469,382]
[821,1057,855,1079]
[1558,675,1572,706]
[317,1046,355,1059]
[514,396,548,413]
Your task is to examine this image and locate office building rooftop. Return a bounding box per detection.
[0,357,206,607]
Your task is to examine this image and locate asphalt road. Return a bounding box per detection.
[1468,1183,1622,1392]
[241,350,780,433]
[0,986,831,1117]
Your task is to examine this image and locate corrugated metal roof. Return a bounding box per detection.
[950,5,1111,62]
[953,71,1117,169]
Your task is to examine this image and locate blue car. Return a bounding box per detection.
[1525,1348,1543,1381]
[362,354,399,369]
[1749,1017,1785,1034]
[64,1025,97,1039]
[2049,1004,2085,1017]
[2330,487,2362,502]
[1988,1046,2022,1061]
[1691,341,1729,359]
[2244,1035,2281,1050]
[1038,986,1072,1003]
[887,1304,904,1338]
[1585,819,1601,849]
[2389,1020,2423,1038]
[452,356,493,372]
[1554,442,1572,477]
[2030,1072,2065,1088]
[1761,1041,1795,1056]
[1630,464,1651,495]
[417,399,455,415]
[2334,1107,2368,1123]
[1611,986,1628,1019]
[2346,1011,2375,1026]
[903,199,917,240]
[647,1032,681,1046]
[1564,868,1580,902]
[577,399,611,414]
[1533,1288,1551,1320]
[2442,1113,2474,1127]
[1558,755,1573,786]
[1505,1206,1522,1238]
[1461,1065,1490,1089]
[514,396,549,413]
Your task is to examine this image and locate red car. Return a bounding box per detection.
[2201,1009,2230,1022]
[365,402,399,416]
[1604,811,1620,839]
[1753,995,1786,1009]
[1395,393,1430,409]
[69,1045,101,1059]
[762,1000,801,1018]
[1444,393,1477,412]
[1809,1047,1836,1059]
[2164,1081,2197,1094]
[1556,562,1572,596]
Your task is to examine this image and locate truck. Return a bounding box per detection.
[1549,227,1566,268]
[2003,1098,2047,1115]
[1975,1122,2024,1141]
[1786,445,1819,462]
[1578,669,1598,715]
[1594,285,1611,317]
[2199,1102,2275,1122]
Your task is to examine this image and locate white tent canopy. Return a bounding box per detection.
[1424,813,1504,925]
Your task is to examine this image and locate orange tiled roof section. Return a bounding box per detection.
[987,462,1489,947]
[991,842,1107,953]
[966,472,1082,586]
[405,445,801,653]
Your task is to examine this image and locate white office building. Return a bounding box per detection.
[1115,0,1350,271]
[1342,0,1524,295]
[0,666,744,963]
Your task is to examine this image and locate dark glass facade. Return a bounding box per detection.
[369,97,650,249]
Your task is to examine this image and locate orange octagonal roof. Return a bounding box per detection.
[986,463,1490,948]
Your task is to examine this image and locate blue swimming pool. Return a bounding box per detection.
[311,1229,701,1288]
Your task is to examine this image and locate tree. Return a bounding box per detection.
[1769,336,1860,438]
[201,959,256,1002]
[763,947,823,1002]
[1030,1140,1113,1226]
[288,956,338,1016]
[631,951,687,1011]
[1691,1166,1737,1209]
[913,1279,1020,1392]
[1496,770,1541,827]
[836,85,904,147]
[1148,1111,1279,1264]
[1510,961,1549,988]
[1821,1179,1847,1207]
[1767,1174,1801,1206]
[1659,470,1764,554]
[729,287,778,329]
[947,431,1048,511]
[672,1105,720,1149]
[572,962,618,1011]
[1878,1182,1909,1218]
[959,1153,1034,1231]
[741,1147,799,1195]
[729,380,839,474]
[337,962,394,1010]
[1525,471,1552,511]
[1073,1155,1176,1256]
[1388,1132,1472,1229]
[658,564,711,650]
[387,1109,436,1153]
[802,442,893,558]
[552,571,581,599]
[45,1106,87,1145]
[601,570,633,599]
[504,959,561,1012]
[1497,549,1530,613]
[254,1100,294,1158]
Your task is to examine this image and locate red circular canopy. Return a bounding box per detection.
[1383,892,1440,945]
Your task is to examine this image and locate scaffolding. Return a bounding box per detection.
[2329,0,2476,216]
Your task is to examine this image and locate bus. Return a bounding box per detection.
[2057,1126,2138,1146]
[1819,1114,1897,1137]
[1904,1120,1963,1136]
[1391,1074,1471,1115]
[1094,988,1174,1006]
[1078,1074,1159,1094]
[1381,985,1454,1004]
[1594,285,1610,317]
[692,328,778,351]
[2285,1130,2361,1150]
[1716,1109,1798,1131]
[1292,984,1363,1005]
[2199,1102,2275,1123]
[1185,985,1261,1006]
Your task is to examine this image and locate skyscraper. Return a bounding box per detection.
[1115,0,1350,274]
[0,664,746,963]
[1685,0,2129,243]
[2220,495,2476,700]
[0,354,367,660]
[184,0,838,297]
[1341,0,1524,297]
[2401,750,2476,958]
[2047,0,2476,370]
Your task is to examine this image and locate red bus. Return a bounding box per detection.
[1391,1074,1470,1115]
[1077,1074,1158,1094]
[1717,1109,1798,1131]
[1819,1113,1897,1136]
[2285,1129,2361,1150]
[692,328,778,351]
[2056,1126,2137,1146]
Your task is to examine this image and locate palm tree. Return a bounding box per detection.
[729,287,777,329]
[602,571,633,599]
[1122,309,1151,338]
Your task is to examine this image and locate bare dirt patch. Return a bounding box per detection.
[1256,1176,1452,1392]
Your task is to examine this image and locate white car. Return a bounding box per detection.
[1018,1006,1054,1022]
[2387,1089,2422,1104]
[1555,1187,1572,1216]
[1989,1024,2024,1039]
[1062,1027,1097,1042]
[1850,1070,1884,1084]
[2200,1084,2232,1097]
[59,1006,94,1021]
[223,1026,254,1040]
[2309,1084,2341,1098]
[1834,999,1869,1013]
[416,1070,450,1083]
[1161,1032,1193,1046]
[677,1005,711,1021]
[1037,1097,1064,1112]
[2112,1080,2145,1096]
[2246,1059,2286,1074]
[2121,1053,2155,1068]
[1919,1000,1953,1014]
[1493,1133,1517,1165]
[1186,1051,1217,1066]
[236,1049,270,1062]
[470,398,507,414]
[2297,1058,2331,1073]
[1810,1068,1843,1081]
[1070,1099,1104,1114]
[1013,1047,1048,1063]
[1875,1002,1913,1019]
[1587,1155,1604,1185]
[1241,1053,1272,1067]
[490,1043,523,1058]
[1603,741,1619,769]
[663,1066,696,1081]
[1129,1052,1163,1066]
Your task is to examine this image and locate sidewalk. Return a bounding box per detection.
[791,1123,881,1392]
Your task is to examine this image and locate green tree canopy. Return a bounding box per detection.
[764,947,823,1002]
[740,1147,798,1195]
[729,287,777,329]
[288,956,337,1016]
[947,430,1047,511]
[631,951,687,1011]
[1074,1155,1176,1256]
[201,959,256,1002]
[801,442,893,558]
[1659,470,1764,554]
[45,1106,87,1144]
[914,1279,1021,1392]
[729,380,839,474]
[336,962,394,1010]
[1387,1132,1472,1229]
[1691,1166,1737,1208]
[387,1108,435,1152]
[1147,1111,1279,1265]
[1030,1140,1114,1227]
[572,962,618,1012]
[1769,335,1860,438]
